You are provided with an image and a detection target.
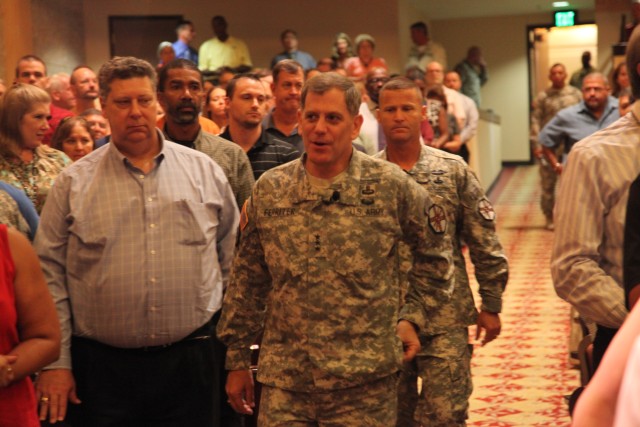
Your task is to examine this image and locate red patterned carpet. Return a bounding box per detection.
[466,165,579,426]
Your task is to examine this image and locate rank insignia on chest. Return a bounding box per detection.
[361,184,375,195]
[427,204,447,234]
[478,198,496,221]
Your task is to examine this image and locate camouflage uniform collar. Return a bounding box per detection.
[292,149,364,205]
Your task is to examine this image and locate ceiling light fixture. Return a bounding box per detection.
[553,1,570,7]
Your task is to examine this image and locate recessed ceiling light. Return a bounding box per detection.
[553,1,570,7]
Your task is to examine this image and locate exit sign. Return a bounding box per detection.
[555,10,577,27]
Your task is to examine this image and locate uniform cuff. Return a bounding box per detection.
[224,346,253,371]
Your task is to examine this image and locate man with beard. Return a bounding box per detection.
[263,59,305,153]
[355,67,390,155]
[540,72,619,175]
[157,59,254,208]
[220,73,300,180]
[70,65,100,115]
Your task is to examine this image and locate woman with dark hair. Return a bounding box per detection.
[426,85,469,162]
[51,116,95,162]
[203,86,228,132]
[0,84,70,214]
[611,62,630,98]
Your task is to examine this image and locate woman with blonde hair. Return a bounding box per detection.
[0,84,70,214]
[330,32,355,70]
[51,116,94,162]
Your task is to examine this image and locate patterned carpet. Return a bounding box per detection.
[466,165,579,426]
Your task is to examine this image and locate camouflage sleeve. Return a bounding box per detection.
[398,176,455,331]
[216,190,273,370]
[530,92,545,149]
[459,167,508,313]
[235,150,255,209]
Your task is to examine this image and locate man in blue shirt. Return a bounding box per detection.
[540,72,619,175]
[172,20,198,64]
[270,29,316,71]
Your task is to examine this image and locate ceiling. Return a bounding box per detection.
[410,0,595,21]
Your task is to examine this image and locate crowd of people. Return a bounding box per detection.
[1,9,639,427]
[0,15,510,427]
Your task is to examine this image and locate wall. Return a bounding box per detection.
[0,0,33,84]
[431,11,595,163]
[81,0,403,73]
[33,0,85,75]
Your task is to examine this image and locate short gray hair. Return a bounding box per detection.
[301,72,361,117]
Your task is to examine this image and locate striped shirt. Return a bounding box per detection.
[35,134,239,368]
[552,102,640,328]
[220,127,300,181]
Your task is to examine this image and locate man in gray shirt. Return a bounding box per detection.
[157,58,254,208]
[34,56,239,427]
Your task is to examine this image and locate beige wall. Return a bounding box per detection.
[1,1,629,164]
[0,0,33,84]
[82,0,404,73]
[432,11,596,163]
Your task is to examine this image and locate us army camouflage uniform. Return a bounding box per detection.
[377,146,508,427]
[530,85,581,221]
[0,190,30,238]
[217,149,454,425]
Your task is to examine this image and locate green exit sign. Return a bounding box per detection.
[555,10,576,27]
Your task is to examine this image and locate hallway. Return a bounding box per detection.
[467,165,578,426]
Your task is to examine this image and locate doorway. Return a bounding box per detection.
[528,24,598,104]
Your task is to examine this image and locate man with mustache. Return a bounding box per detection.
[157,59,254,208]
[539,72,619,176]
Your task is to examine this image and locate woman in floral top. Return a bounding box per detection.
[0,84,70,214]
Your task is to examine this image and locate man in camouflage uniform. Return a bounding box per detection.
[217,73,455,426]
[530,63,581,230]
[374,77,508,427]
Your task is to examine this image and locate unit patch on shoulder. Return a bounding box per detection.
[478,198,496,221]
[427,204,447,234]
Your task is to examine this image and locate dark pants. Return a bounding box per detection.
[592,324,619,372]
[65,316,228,427]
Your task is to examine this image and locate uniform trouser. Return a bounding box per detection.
[539,145,564,220]
[66,317,222,427]
[397,328,472,427]
[257,374,398,426]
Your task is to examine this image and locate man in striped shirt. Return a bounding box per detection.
[220,73,300,180]
[552,27,640,372]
